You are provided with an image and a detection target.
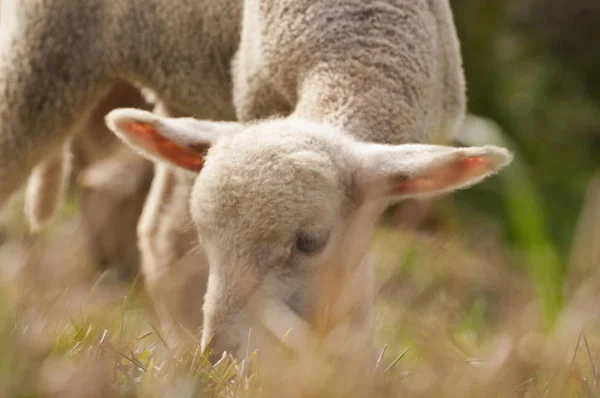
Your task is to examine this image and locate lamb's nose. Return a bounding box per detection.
[204,336,240,365]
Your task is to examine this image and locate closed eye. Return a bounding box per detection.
[295,229,330,255]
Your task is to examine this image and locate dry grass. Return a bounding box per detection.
[1,173,600,398]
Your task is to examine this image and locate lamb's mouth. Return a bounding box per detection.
[253,295,371,357]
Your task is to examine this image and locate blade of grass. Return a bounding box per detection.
[136,331,153,341]
[384,345,411,375]
[114,295,127,383]
[96,329,108,359]
[374,344,388,373]
[583,333,599,388]
[149,322,171,354]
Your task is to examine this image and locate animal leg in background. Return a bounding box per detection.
[76,82,155,279]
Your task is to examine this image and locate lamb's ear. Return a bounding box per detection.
[105,108,243,172]
[354,143,513,202]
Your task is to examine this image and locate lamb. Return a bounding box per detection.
[1,0,512,362]
[105,113,511,363]
[102,0,510,362]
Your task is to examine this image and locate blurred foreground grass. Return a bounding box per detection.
[0,144,600,397]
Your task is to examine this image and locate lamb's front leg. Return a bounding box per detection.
[137,103,209,350]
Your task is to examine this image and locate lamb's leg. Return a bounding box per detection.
[0,4,112,209]
[79,145,154,280]
[138,103,208,350]
[24,141,73,231]
[74,82,155,279]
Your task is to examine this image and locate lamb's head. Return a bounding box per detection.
[105,108,513,361]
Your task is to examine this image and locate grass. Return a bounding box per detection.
[1,124,600,397]
[1,223,599,398]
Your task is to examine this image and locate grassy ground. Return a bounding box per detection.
[1,125,600,397]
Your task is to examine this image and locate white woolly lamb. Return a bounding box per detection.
[0,0,513,364]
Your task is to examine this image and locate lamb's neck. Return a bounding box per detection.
[292,69,437,146]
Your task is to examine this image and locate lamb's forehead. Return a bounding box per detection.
[244,118,341,136]
[197,118,354,188]
[191,120,353,235]
[216,118,349,154]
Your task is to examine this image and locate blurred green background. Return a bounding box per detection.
[449,0,600,322]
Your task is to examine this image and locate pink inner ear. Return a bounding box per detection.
[125,122,206,171]
[396,156,491,194]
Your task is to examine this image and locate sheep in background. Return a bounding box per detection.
[0,1,235,339]
[0,0,240,214]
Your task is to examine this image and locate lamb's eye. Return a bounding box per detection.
[296,230,329,254]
